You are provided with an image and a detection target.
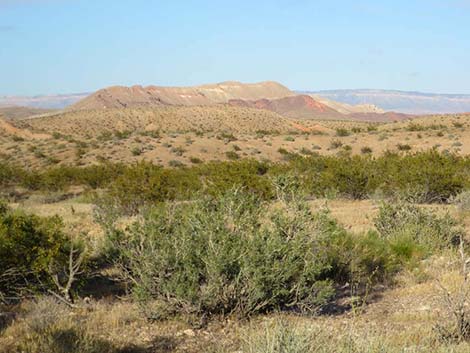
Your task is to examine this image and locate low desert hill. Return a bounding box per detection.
[70,81,295,110]
[228,95,411,122]
[228,95,340,119]
[0,118,49,139]
[18,105,308,137]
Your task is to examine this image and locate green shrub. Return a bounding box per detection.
[335,128,350,137]
[374,201,462,250]
[131,147,142,156]
[397,143,412,151]
[2,151,469,205]
[0,202,71,297]
[105,161,200,214]
[217,132,237,142]
[189,157,203,164]
[225,151,240,160]
[106,187,337,318]
[329,140,343,149]
[168,160,185,167]
[299,147,314,155]
[170,146,186,156]
[114,130,131,140]
[12,135,24,142]
[0,162,24,188]
[351,127,362,133]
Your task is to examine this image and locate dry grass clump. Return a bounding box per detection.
[0,297,164,353]
[213,317,470,353]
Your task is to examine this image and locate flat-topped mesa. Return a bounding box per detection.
[69,81,295,111]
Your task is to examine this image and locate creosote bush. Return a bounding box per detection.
[105,184,339,319]
[1,151,469,207]
[0,201,72,300]
[101,182,439,320]
[374,201,462,251]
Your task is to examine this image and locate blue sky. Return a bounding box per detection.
[1,0,470,95]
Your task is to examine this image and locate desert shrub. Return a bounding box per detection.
[217,132,237,142]
[324,229,406,287]
[329,140,343,149]
[98,160,273,214]
[168,160,185,167]
[351,127,362,133]
[380,151,466,202]
[131,146,142,156]
[299,147,314,155]
[0,202,71,298]
[106,186,338,318]
[3,151,470,205]
[361,146,373,154]
[76,163,127,189]
[189,156,203,164]
[34,149,46,159]
[374,201,462,251]
[12,135,24,142]
[19,163,127,191]
[170,146,186,156]
[114,130,131,140]
[335,128,350,137]
[197,160,273,199]
[397,143,412,151]
[0,162,24,188]
[105,161,201,214]
[225,150,240,160]
[406,123,426,132]
[296,154,378,199]
[140,129,161,138]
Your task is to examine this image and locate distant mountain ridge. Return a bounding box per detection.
[6,84,470,116]
[0,93,89,109]
[305,89,470,114]
[0,106,57,120]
